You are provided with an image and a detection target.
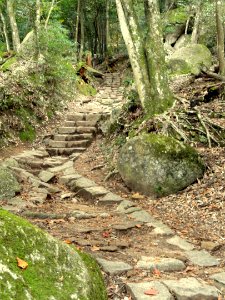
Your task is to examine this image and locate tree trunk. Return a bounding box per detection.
[215,0,225,76]
[105,0,110,57]
[144,0,173,115]
[116,0,173,116]
[79,1,85,61]
[6,0,20,52]
[0,10,10,51]
[45,0,56,29]
[75,0,80,50]
[34,0,41,59]
[191,0,203,44]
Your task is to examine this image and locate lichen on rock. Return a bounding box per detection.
[118,134,205,198]
[0,166,21,200]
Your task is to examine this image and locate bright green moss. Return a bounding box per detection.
[0,209,107,300]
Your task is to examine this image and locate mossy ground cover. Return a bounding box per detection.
[0,209,107,300]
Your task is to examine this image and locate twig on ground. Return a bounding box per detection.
[104,170,118,182]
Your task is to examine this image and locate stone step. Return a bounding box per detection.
[54,133,93,141]
[64,120,98,127]
[46,148,86,156]
[48,140,90,148]
[66,113,85,122]
[58,127,97,134]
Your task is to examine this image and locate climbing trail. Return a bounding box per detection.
[1,73,224,299]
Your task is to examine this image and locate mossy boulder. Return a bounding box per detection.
[118,134,205,198]
[0,166,21,200]
[0,209,107,300]
[168,44,212,75]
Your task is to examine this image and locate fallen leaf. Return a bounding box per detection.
[102,231,110,238]
[144,288,158,295]
[91,246,100,252]
[64,240,72,244]
[16,257,28,270]
[152,268,161,276]
[135,224,142,228]
[132,193,144,200]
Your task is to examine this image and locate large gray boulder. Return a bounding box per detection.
[0,166,21,200]
[0,209,107,300]
[168,44,212,75]
[118,134,205,198]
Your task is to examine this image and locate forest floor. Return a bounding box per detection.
[0,71,225,299]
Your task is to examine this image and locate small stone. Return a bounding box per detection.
[69,210,96,219]
[112,222,141,231]
[129,210,156,223]
[79,186,108,199]
[69,177,96,192]
[185,250,219,267]
[201,241,220,252]
[117,200,136,212]
[71,198,78,204]
[98,192,124,205]
[167,235,194,251]
[136,256,186,272]
[124,207,142,214]
[151,226,174,236]
[99,213,110,218]
[126,281,173,300]
[60,193,73,200]
[96,258,132,275]
[210,272,225,291]
[100,246,118,252]
[38,170,55,183]
[163,277,218,299]
[111,241,130,249]
[58,173,82,185]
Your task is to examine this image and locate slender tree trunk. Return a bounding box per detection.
[191,0,203,44]
[144,0,173,115]
[75,0,80,48]
[116,0,150,110]
[105,0,110,57]
[34,0,41,59]
[0,10,10,51]
[79,1,84,61]
[6,0,20,52]
[216,0,225,76]
[116,0,173,116]
[45,0,56,29]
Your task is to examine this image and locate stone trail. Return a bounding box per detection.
[0,73,224,299]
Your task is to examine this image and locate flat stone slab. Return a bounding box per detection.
[136,256,186,272]
[185,250,219,267]
[210,272,225,291]
[79,186,108,199]
[163,277,219,299]
[167,235,194,251]
[58,173,82,185]
[126,281,173,300]
[117,200,137,212]
[48,161,74,173]
[98,192,124,205]
[38,170,55,183]
[69,177,96,192]
[150,225,174,236]
[96,258,132,275]
[129,210,157,223]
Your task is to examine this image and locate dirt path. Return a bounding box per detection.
[1,73,224,299]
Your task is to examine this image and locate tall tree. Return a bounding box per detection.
[191,0,203,44]
[6,0,20,51]
[116,0,173,116]
[215,0,225,76]
[0,9,10,51]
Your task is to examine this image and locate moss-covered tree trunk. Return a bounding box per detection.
[0,10,10,51]
[116,0,173,116]
[6,0,20,52]
[215,0,225,76]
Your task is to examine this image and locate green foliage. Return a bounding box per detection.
[39,23,76,83]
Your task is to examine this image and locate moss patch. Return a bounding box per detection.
[1,57,17,72]
[118,134,205,197]
[0,209,107,300]
[77,82,97,96]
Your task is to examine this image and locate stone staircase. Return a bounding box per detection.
[46,112,102,156]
